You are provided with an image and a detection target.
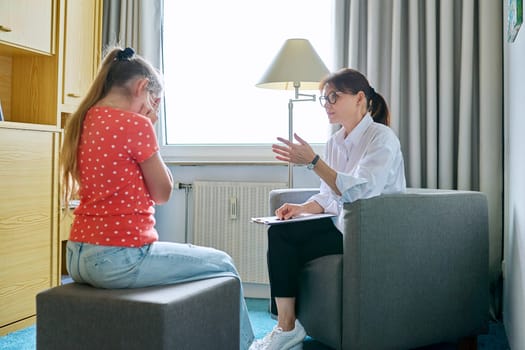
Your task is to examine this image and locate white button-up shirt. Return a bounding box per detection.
[310,114,406,231]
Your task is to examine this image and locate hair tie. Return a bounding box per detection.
[368,86,376,99]
[116,47,135,61]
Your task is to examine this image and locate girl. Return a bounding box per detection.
[61,47,254,350]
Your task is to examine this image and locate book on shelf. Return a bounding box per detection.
[251,212,336,225]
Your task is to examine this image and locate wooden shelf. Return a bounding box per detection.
[0,121,60,132]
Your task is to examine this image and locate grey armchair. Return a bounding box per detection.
[269,188,489,350]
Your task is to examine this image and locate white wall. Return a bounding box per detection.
[503,15,525,350]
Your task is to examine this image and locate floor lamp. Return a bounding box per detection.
[256,38,329,187]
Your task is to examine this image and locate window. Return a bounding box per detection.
[161,0,335,161]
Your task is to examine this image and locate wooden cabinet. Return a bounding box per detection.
[0,126,60,335]
[8,55,59,125]
[0,0,55,55]
[0,0,59,126]
[0,0,102,125]
[61,0,102,113]
[0,0,102,335]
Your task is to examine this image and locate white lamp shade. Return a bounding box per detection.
[256,38,330,90]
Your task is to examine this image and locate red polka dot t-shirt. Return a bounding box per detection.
[69,106,160,247]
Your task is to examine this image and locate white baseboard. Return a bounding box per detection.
[243,282,270,299]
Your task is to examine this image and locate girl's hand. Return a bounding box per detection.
[272,133,316,165]
[140,96,161,124]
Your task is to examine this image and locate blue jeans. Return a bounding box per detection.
[67,240,254,350]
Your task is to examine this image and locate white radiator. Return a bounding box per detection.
[193,181,285,284]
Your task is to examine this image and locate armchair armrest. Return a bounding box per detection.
[269,188,320,215]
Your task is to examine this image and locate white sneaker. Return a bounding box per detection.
[249,319,306,350]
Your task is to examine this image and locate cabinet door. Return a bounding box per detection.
[62,0,98,108]
[0,0,54,54]
[0,2,12,36]
[0,128,58,328]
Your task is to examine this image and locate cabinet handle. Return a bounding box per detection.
[67,93,81,98]
[0,25,13,32]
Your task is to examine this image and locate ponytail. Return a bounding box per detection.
[367,88,390,126]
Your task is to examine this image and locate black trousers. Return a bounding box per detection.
[267,217,343,313]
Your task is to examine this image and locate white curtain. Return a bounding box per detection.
[336,0,503,317]
[102,0,164,135]
[102,0,163,70]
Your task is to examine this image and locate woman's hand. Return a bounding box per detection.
[275,200,325,219]
[275,203,305,220]
[272,133,317,165]
[274,133,342,196]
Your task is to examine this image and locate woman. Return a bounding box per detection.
[251,68,406,350]
[61,47,254,350]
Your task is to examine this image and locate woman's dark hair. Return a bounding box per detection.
[319,68,390,126]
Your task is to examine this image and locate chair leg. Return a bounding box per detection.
[457,336,477,350]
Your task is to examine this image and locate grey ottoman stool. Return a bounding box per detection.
[36,277,240,350]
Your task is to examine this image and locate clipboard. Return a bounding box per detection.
[251,213,336,225]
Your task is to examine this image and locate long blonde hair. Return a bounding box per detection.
[60,47,163,205]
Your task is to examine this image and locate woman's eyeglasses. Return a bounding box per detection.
[319,91,344,107]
